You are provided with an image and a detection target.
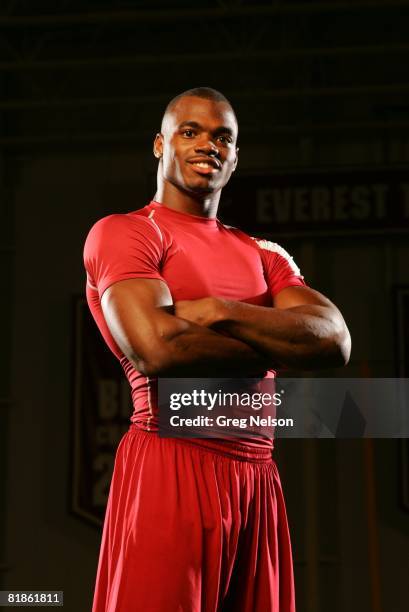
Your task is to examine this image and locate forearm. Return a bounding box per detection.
[212,300,351,370]
[133,315,270,377]
[102,280,270,378]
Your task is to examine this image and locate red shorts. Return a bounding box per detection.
[92,427,296,612]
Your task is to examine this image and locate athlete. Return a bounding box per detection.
[84,87,351,612]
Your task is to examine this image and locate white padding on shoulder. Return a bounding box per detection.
[253,238,301,276]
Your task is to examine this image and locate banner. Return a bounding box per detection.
[221,168,409,236]
[396,286,409,512]
[71,297,132,526]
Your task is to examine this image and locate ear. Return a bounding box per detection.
[232,147,239,172]
[153,133,163,159]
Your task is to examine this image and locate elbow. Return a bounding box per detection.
[128,323,190,377]
[319,307,351,368]
[132,358,161,378]
[129,344,171,378]
[339,328,352,366]
[292,312,352,371]
[327,322,352,368]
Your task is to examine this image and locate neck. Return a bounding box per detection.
[154,178,220,219]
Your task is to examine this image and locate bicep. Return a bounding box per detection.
[273,285,337,310]
[101,278,177,368]
[273,285,351,365]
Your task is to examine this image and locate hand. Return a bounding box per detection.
[174,297,227,328]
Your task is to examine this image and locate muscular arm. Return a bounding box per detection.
[175,287,351,370]
[101,278,270,377]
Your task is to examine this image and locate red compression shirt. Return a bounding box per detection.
[83,201,306,446]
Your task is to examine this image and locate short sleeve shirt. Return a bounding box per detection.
[84,201,306,437]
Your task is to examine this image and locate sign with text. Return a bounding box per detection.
[396,286,409,512]
[220,168,409,236]
[71,297,132,527]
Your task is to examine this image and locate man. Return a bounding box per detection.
[84,87,351,612]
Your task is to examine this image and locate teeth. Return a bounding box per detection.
[194,162,211,168]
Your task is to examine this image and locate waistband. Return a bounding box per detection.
[129,424,273,463]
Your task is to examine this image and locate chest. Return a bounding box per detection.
[161,227,270,305]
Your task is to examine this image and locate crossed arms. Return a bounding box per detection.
[101,278,351,377]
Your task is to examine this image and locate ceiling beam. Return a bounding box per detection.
[0,2,409,28]
[1,83,409,111]
[0,44,408,72]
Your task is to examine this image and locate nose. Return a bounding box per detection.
[194,134,219,156]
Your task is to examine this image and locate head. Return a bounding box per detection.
[153,87,239,198]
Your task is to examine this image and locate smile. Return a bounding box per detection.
[194,162,213,168]
[188,161,220,175]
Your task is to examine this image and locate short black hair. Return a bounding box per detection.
[161,87,237,131]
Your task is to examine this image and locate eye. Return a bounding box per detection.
[217,135,233,144]
[182,129,195,138]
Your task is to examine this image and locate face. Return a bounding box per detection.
[154,96,239,195]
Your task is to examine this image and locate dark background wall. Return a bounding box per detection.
[1,1,409,611]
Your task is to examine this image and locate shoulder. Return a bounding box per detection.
[252,237,302,278]
[252,238,301,275]
[218,222,301,274]
[84,212,164,249]
[86,212,159,236]
[83,213,167,275]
